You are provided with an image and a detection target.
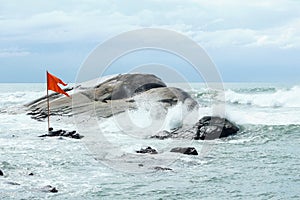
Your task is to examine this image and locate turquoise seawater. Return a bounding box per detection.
[0,83,299,199]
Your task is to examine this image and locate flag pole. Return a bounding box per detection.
[46,71,50,132]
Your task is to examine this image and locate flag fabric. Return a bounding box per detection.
[47,71,70,97]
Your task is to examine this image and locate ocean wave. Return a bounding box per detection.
[225,104,300,125]
[224,86,300,108]
[232,87,277,93]
[0,91,45,110]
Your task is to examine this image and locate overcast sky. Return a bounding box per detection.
[0,0,299,82]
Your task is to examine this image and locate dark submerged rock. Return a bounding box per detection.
[194,116,239,140]
[170,147,198,155]
[49,187,58,193]
[5,181,20,185]
[136,146,158,154]
[153,166,172,171]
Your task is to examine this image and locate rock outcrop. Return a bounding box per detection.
[25,73,198,121]
[25,73,240,141]
[151,116,239,140]
[194,116,239,140]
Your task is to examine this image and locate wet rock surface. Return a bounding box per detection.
[39,128,83,139]
[150,130,173,140]
[194,116,239,140]
[170,147,198,155]
[151,116,239,140]
[153,166,172,171]
[136,146,158,154]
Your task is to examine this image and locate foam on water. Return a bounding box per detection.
[225,105,300,125]
[0,91,45,108]
[225,86,300,108]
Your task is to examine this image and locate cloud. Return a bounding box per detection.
[0,0,299,50]
[190,18,300,49]
[0,47,30,57]
[249,19,300,49]
[0,0,299,82]
[0,9,140,43]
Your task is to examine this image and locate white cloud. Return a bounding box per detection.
[0,47,30,57]
[0,0,299,49]
[191,18,300,49]
[252,19,300,49]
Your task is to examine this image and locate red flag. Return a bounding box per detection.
[47,71,70,97]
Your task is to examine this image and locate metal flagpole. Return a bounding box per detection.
[46,71,50,132]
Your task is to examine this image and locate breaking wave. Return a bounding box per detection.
[225,86,300,108]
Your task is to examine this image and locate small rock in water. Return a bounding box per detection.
[0,169,3,176]
[150,130,172,140]
[49,187,58,193]
[38,129,83,139]
[136,146,158,154]
[41,185,58,193]
[153,166,172,171]
[170,147,198,155]
[5,181,20,185]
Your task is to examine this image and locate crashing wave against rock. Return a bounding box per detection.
[25,73,239,140]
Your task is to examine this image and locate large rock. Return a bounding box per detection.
[194,116,239,140]
[24,73,239,141]
[150,116,239,140]
[25,73,198,121]
[83,73,167,101]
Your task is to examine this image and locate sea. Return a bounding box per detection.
[0,83,299,199]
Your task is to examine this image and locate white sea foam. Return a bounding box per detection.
[0,91,45,106]
[99,101,199,137]
[225,103,300,125]
[225,86,300,108]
